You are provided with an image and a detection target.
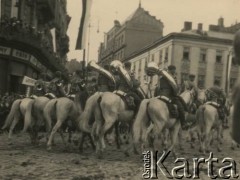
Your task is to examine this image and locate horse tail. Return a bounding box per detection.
[79,93,101,133]
[133,99,150,144]
[22,100,35,133]
[44,99,57,133]
[2,99,21,130]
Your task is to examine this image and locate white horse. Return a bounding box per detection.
[196,102,223,153]
[1,98,35,143]
[133,89,196,158]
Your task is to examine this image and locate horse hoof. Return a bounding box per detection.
[8,141,13,145]
[47,146,52,151]
[96,151,103,159]
[124,151,130,157]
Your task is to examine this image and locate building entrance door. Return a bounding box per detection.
[9,75,25,94]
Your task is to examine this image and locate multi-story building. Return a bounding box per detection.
[126,21,238,94]
[0,0,70,94]
[98,3,164,65]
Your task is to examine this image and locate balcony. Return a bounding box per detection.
[36,0,55,23]
[0,18,65,72]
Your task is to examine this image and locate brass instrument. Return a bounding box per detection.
[145,62,178,95]
[88,60,116,88]
[110,60,132,88]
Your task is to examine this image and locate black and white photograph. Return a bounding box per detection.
[0,0,240,179]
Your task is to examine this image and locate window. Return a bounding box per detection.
[133,62,136,71]
[230,78,237,89]
[151,54,155,62]
[200,49,207,63]
[159,50,162,65]
[232,57,237,66]
[145,58,148,68]
[138,60,142,72]
[165,48,169,62]
[216,50,223,64]
[214,76,222,86]
[183,47,190,60]
[198,75,205,88]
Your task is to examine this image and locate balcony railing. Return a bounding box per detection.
[0,17,65,72]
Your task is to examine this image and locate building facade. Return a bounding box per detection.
[126,23,238,94]
[0,0,70,94]
[98,4,164,65]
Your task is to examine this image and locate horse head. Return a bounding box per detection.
[180,89,195,107]
[197,88,207,104]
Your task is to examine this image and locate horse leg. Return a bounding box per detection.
[217,126,223,152]
[115,122,121,149]
[47,120,63,150]
[8,116,20,144]
[168,123,181,159]
[59,130,67,147]
[178,128,184,151]
[97,117,116,158]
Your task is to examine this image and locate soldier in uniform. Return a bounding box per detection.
[116,62,142,115]
[32,73,48,97]
[207,80,228,128]
[67,70,86,94]
[97,64,115,92]
[156,65,188,130]
[46,71,65,98]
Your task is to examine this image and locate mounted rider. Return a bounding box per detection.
[110,60,144,115]
[206,80,228,128]
[88,61,117,93]
[45,71,65,99]
[68,69,88,109]
[97,64,115,92]
[151,64,189,130]
[32,73,48,98]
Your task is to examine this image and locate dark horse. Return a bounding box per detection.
[232,29,240,144]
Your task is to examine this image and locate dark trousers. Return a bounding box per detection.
[172,97,186,126]
[128,91,142,114]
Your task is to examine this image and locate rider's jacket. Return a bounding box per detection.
[69,75,86,94]
[47,77,64,97]
[97,74,115,92]
[115,70,140,93]
[32,79,47,96]
[156,72,178,98]
[207,85,226,105]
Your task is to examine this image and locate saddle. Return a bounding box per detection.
[205,101,225,120]
[67,94,75,101]
[30,95,38,99]
[156,96,178,118]
[44,93,57,99]
[113,90,135,110]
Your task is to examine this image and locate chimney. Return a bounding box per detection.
[197,23,203,31]
[218,17,224,27]
[183,21,192,31]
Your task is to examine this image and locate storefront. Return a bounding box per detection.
[0,45,51,95]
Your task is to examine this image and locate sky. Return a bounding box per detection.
[66,0,240,62]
